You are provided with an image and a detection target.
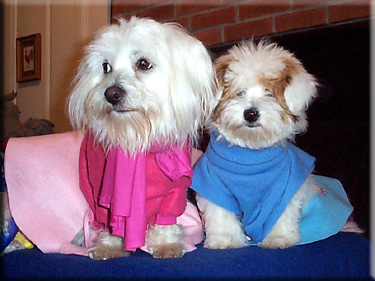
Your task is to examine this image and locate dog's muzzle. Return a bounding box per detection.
[243,107,260,127]
[105,86,126,106]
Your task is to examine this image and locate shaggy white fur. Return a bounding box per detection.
[68,17,217,259]
[68,17,217,154]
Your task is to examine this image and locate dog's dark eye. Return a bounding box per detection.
[237,91,245,97]
[136,58,152,71]
[102,62,112,74]
[265,89,273,97]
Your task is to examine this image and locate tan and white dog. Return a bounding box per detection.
[192,40,322,249]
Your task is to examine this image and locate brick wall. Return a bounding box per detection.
[111,0,370,47]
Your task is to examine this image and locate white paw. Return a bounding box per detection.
[259,232,300,249]
[146,224,185,258]
[149,242,185,258]
[204,233,248,249]
[88,231,131,260]
[88,245,131,260]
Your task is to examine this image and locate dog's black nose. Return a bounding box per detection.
[105,86,126,105]
[243,108,260,123]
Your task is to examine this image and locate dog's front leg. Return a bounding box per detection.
[88,231,131,260]
[259,176,318,249]
[145,224,185,258]
[197,194,248,249]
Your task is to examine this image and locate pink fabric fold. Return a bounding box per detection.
[99,147,147,251]
[155,145,193,181]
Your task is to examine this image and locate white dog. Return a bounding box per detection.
[68,17,216,259]
[191,40,321,249]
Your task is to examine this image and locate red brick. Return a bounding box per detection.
[134,4,175,21]
[171,17,190,30]
[224,18,273,42]
[239,0,290,20]
[221,0,242,5]
[111,0,148,15]
[292,0,328,9]
[111,15,121,24]
[275,8,326,33]
[176,0,220,16]
[111,14,136,23]
[191,7,236,30]
[328,0,370,23]
[192,27,222,46]
[149,0,170,5]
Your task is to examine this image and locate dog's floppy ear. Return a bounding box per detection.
[166,24,217,141]
[215,54,232,89]
[212,54,236,122]
[67,55,91,131]
[212,54,238,123]
[283,56,318,115]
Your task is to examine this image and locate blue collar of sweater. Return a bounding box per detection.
[206,131,305,175]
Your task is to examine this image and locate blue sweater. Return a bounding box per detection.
[192,131,353,244]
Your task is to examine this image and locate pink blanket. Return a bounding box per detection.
[5,131,203,256]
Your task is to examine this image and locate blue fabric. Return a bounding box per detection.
[297,175,353,244]
[1,233,370,280]
[191,131,315,242]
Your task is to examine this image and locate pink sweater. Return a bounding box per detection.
[79,133,193,251]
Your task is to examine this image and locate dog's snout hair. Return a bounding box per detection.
[105,86,126,105]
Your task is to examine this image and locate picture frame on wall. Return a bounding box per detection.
[16,33,41,83]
